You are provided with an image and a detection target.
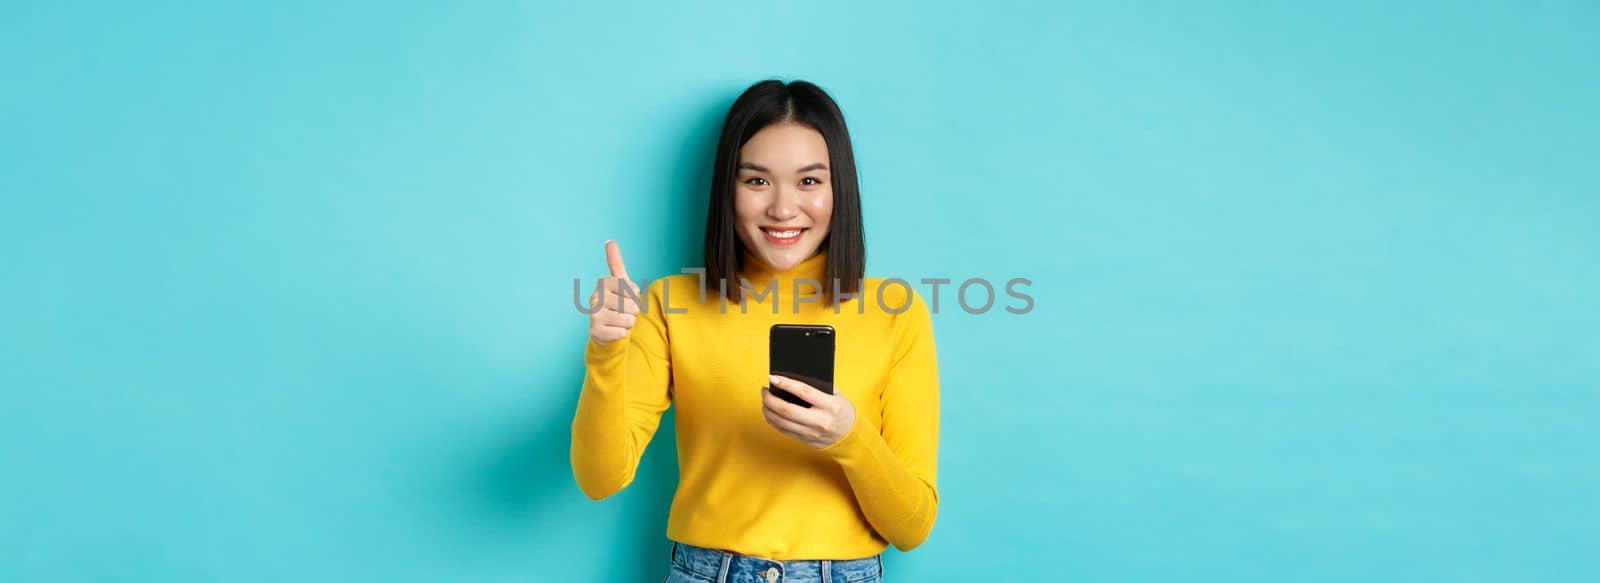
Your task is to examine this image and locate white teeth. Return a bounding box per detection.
[766,229,802,238]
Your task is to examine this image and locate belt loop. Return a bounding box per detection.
[821,559,833,583]
[716,550,733,583]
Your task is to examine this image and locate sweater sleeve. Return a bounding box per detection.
[570,280,673,500]
[821,291,941,550]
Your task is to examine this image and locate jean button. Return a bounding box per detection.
[763,567,779,582]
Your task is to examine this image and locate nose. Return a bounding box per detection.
[765,186,798,221]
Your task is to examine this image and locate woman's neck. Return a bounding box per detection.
[739,249,829,297]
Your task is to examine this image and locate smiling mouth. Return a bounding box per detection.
[760,226,808,246]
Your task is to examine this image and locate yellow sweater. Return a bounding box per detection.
[571,250,940,560]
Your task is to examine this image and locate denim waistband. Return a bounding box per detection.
[670,541,882,583]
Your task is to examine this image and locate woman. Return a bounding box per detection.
[573,79,939,583]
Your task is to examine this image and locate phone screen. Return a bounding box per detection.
[768,324,835,408]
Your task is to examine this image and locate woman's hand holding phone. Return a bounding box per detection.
[589,240,641,344]
[762,374,857,449]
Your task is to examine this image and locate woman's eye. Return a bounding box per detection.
[801,177,822,186]
[744,177,768,186]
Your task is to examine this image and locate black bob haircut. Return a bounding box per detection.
[703,79,865,305]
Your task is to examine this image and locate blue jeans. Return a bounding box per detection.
[664,541,884,583]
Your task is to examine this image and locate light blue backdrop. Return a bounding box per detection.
[3,1,1596,581]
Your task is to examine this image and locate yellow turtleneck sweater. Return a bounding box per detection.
[571,251,940,560]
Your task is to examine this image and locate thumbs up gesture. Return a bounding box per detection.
[589,240,641,344]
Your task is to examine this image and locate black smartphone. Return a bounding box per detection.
[768,324,835,408]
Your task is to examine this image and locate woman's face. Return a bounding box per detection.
[734,122,834,271]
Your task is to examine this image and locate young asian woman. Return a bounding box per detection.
[573,79,940,583]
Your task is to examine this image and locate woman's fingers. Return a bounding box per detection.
[767,375,834,411]
[590,305,634,337]
[588,297,639,344]
[599,287,642,314]
[762,387,828,428]
[605,240,630,280]
[589,240,641,344]
[763,376,856,449]
[762,404,814,439]
[590,320,629,343]
[596,312,636,328]
[599,276,640,296]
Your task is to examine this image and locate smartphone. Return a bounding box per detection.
[768,324,835,408]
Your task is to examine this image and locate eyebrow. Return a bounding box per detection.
[738,161,829,173]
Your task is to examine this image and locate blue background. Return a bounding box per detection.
[3,1,1596,581]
